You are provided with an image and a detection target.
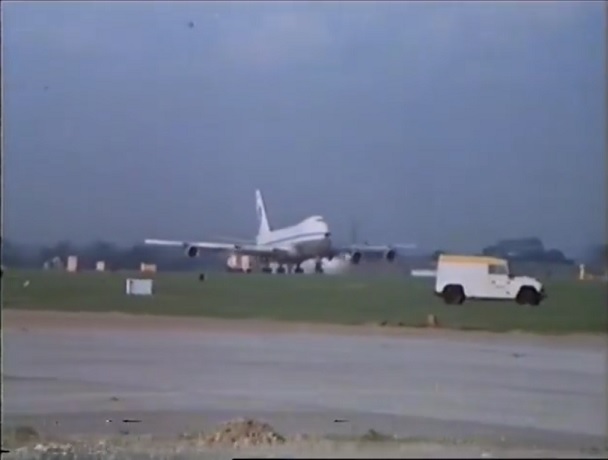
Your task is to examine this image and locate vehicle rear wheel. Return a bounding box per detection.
[442,285,464,305]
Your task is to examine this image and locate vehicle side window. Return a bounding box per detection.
[488,264,508,275]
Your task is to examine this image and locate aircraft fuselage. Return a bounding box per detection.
[256,215,332,264]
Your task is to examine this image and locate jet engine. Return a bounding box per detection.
[185,245,199,258]
[350,251,362,265]
[384,248,397,262]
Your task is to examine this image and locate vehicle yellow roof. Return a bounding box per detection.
[438,254,507,265]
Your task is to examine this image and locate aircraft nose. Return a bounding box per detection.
[319,220,330,238]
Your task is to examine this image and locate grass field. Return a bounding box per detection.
[3,269,607,334]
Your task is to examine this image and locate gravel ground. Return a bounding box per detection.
[4,310,606,459]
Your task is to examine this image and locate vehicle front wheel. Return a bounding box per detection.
[516,286,540,306]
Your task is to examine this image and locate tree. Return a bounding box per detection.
[2,238,24,267]
[80,240,119,270]
[593,243,608,267]
[50,240,75,260]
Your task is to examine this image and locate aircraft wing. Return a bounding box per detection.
[211,235,256,244]
[334,242,417,254]
[331,242,417,262]
[144,239,290,257]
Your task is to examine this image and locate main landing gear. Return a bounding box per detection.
[259,262,320,274]
[279,264,305,274]
[314,259,324,274]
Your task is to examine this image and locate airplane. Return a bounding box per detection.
[144,190,416,274]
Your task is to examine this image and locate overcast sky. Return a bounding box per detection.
[3,1,605,254]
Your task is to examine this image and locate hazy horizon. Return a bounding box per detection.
[3,1,605,255]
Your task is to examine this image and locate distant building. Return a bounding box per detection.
[66,255,78,272]
[140,263,157,273]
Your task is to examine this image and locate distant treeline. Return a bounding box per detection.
[1,237,606,274]
[481,237,575,264]
[433,237,607,271]
[0,239,224,272]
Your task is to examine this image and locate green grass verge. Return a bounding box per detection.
[3,269,607,334]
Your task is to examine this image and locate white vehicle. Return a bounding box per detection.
[145,189,415,274]
[434,255,546,306]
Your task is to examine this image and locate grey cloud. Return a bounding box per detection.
[3,1,604,255]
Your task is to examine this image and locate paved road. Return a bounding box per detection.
[3,325,606,450]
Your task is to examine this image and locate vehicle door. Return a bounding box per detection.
[488,263,510,299]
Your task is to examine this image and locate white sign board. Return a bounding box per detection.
[125,278,153,296]
[66,255,78,272]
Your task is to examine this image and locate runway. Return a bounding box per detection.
[3,312,606,452]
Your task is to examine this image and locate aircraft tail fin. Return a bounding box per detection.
[255,189,271,239]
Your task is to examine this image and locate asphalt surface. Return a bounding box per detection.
[3,323,606,451]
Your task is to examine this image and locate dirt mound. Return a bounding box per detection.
[204,418,285,448]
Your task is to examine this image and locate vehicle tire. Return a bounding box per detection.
[529,292,540,306]
[515,289,527,305]
[516,286,540,306]
[442,285,465,305]
[277,266,286,274]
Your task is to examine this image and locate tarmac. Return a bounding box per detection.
[3,311,607,456]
